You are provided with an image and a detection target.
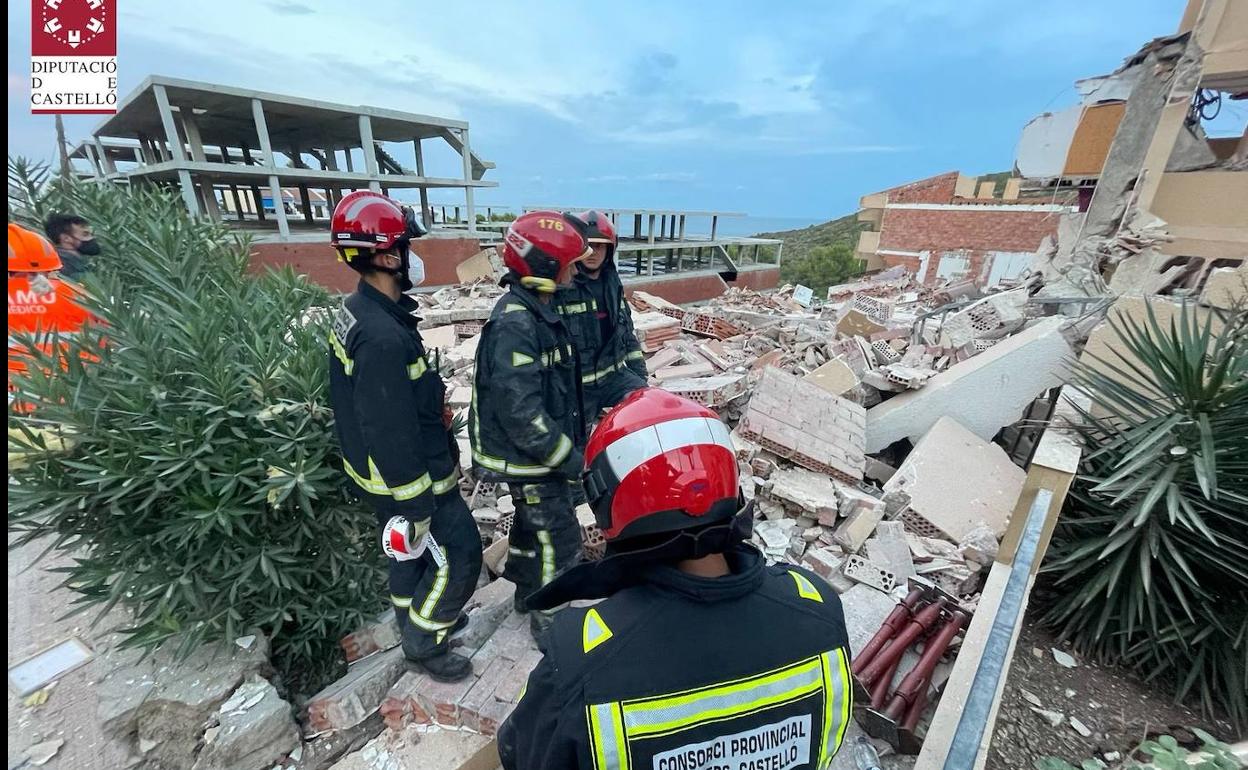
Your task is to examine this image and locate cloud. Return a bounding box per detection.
[266,1,315,15]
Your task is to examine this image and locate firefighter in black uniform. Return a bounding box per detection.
[556,211,647,420]
[470,210,592,638]
[498,388,854,769]
[327,191,482,682]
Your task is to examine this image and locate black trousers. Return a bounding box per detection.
[378,492,483,658]
[504,480,582,613]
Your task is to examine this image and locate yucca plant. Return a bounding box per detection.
[7,158,386,693]
[1039,299,1248,729]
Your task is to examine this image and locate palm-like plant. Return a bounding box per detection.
[1040,299,1248,729]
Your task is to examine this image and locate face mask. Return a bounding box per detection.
[29,273,53,295]
[77,238,101,256]
[405,250,425,288]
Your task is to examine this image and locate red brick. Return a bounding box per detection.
[339,611,400,664]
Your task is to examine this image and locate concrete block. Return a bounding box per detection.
[306,647,406,733]
[832,502,885,552]
[884,416,1025,541]
[804,358,860,396]
[454,578,516,653]
[764,467,840,518]
[422,325,458,350]
[842,554,896,592]
[193,677,299,770]
[1201,264,1248,311]
[865,317,1072,452]
[866,535,916,580]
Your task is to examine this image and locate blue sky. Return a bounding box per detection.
[8,1,1245,222]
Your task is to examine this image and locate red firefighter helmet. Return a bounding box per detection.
[8,223,62,273]
[330,191,426,267]
[500,211,592,293]
[583,388,740,542]
[575,210,617,262]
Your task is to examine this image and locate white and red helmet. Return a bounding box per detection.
[583,388,741,543]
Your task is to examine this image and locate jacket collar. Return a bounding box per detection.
[505,283,564,326]
[358,279,421,329]
[636,544,766,603]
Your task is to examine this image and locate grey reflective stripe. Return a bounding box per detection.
[819,648,853,765]
[587,702,629,770]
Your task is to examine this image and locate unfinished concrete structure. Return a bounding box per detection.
[518,205,784,280]
[68,75,497,240]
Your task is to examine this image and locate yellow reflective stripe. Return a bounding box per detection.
[390,472,432,501]
[581,359,625,384]
[343,458,388,495]
[408,607,457,631]
[621,656,824,738]
[344,458,432,501]
[540,348,564,366]
[504,303,527,313]
[626,350,644,361]
[559,301,590,315]
[471,448,553,477]
[818,648,853,765]
[432,469,459,495]
[543,434,572,467]
[407,357,428,379]
[536,530,555,586]
[512,351,535,367]
[416,544,450,620]
[390,594,412,608]
[587,702,629,770]
[328,331,354,375]
[789,570,824,603]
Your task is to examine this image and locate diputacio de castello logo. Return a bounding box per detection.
[30,0,118,114]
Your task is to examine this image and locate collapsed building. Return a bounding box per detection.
[292,2,1244,768]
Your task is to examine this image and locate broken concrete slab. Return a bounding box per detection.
[866,317,1073,452]
[765,467,840,518]
[1200,264,1248,310]
[193,676,299,770]
[832,500,887,552]
[340,612,401,664]
[96,632,272,768]
[843,554,896,593]
[885,417,1026,542]
[958,524,1000,567]
[866,534,916,580]
[804,358,860,397]
[421,325,458,350]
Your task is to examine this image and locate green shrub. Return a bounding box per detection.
[7,158,386,693]
[778,243,864,296]
[1038,300,1248,729]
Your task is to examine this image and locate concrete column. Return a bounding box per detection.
[679,215,686,240]
[711,215,718,242]
[459,128,477,234]
[250,185,266,221]
[93,136,116,174]
[633,214,642,239]
[648,214,656,244]
[343,147,355,172]
[268,175,290,238]
[200,183,222,221]
[182,114,208,162]
[242,145,255,165]
[219,144,231,164]
[251,98,276,165]
[359,115,381,192]
[299,184,314,224]
[82,143,103,177]
[677,248,684,271]
[132,146,143,164]
[153,84,200,215]
[229,186,245,221]
[647,251,655,276]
